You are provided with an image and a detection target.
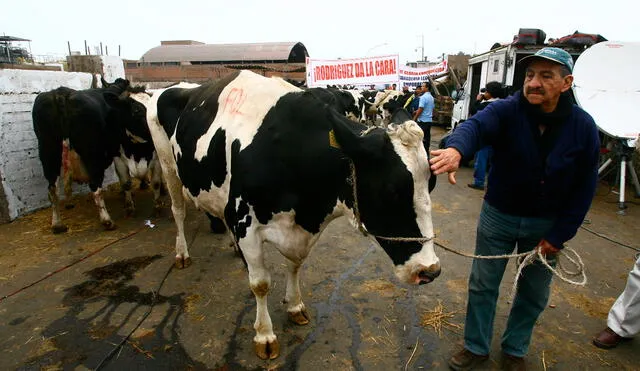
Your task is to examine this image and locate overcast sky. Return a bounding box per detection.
[2,0,637,63]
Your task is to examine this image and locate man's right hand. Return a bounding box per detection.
[429,148,462,185]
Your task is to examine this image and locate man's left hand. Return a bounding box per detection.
[537,239,560,257]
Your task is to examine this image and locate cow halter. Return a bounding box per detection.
[348,160,435,244]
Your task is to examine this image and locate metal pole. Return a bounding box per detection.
[118,45,121,57]
[68,41,71,56]
[84,40,88,55]
[105,45,108,56]
[100,42,103,56]
[421,34,424,62]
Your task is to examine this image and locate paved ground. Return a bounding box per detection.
[1,127,639,371]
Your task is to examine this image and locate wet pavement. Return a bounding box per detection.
[1,127,639,370]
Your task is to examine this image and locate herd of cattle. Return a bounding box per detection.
[30,71,440,359]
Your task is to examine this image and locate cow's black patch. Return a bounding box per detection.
[33,80,147,191]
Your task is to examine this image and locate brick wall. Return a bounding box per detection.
[0,69,121,223]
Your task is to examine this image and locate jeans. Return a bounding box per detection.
[417,121,432,152]
[464,202,556,357]
[472,146,493,187]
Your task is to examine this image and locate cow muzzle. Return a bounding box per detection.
[413,264,441,285]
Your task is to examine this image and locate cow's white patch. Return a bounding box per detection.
[386,121,440,279]
[194,70,301,161]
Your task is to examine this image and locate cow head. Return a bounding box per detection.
[329,110,441,285]
[103,84,152,144]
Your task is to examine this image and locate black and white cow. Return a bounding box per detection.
[130,70,440,360]
[32,79,162,233]
[306,87,366,123]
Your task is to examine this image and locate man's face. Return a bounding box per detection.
[523,59,573,111]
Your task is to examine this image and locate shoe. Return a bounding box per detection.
[502,353,526,371]
[593,327,632,349]
[448,348,489,370]
[467,183,485,191]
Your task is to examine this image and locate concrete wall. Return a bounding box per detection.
[0,69,119,223]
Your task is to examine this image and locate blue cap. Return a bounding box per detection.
[520,47,574,73]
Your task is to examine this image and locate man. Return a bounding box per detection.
[405,85,421,115]
[468,81,504,190]
[592,255,640,349]
[429,47,600,371]
[413,83,435,151]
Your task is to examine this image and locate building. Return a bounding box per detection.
[125,40,309,86]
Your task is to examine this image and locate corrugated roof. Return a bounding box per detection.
[140,41,308,63]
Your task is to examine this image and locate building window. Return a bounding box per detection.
[493,59,499,73]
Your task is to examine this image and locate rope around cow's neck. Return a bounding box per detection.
[346,159,586,301]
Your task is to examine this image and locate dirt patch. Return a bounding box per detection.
[554,288,616,319]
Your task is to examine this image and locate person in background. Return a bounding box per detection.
[429,47,600,371]
[468,81,504,190]
[592,255,640,349]
[413,83,435,151]
[406,85,422,116]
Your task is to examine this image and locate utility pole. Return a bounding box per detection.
[421,34,424,62]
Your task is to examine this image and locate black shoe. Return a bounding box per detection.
[448,348,489,370]
[467,183,485,191]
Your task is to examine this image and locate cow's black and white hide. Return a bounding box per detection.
[130,70,440,360]
[32,79,161,233]
[305,87,365,123]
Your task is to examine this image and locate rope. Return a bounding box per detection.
[434,238,586,302]
[0,226,145,303]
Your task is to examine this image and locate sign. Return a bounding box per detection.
[399,60,448,88]
[306,55,400,87]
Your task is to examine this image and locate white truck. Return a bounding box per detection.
[450,29,593,129]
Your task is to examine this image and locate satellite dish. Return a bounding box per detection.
[573,41,640,213]
[573,41,640,144]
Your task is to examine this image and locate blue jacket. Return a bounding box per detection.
[446,91,600,248]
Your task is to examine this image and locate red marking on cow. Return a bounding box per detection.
[222,88,246,116]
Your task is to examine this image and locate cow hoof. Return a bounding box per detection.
[52,224,68,234]
[64,204,75,210]
[288,309,310,325]
[175,256,192,269]
[102,221,117,230]
[255,340,280,360]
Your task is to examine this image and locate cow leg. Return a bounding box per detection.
[160,163,190,268]
[284,260,310,325]
[149,153,164,214]
[243,236,279,360]
[113,156,135,216]
[48,181,68,234]
[92,187,116,230]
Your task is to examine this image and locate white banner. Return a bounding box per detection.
[306,55,400,87]
[399,60,448,88]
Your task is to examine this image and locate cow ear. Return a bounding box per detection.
[103,90,127,108]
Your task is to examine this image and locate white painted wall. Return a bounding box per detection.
[0,69,120,221]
